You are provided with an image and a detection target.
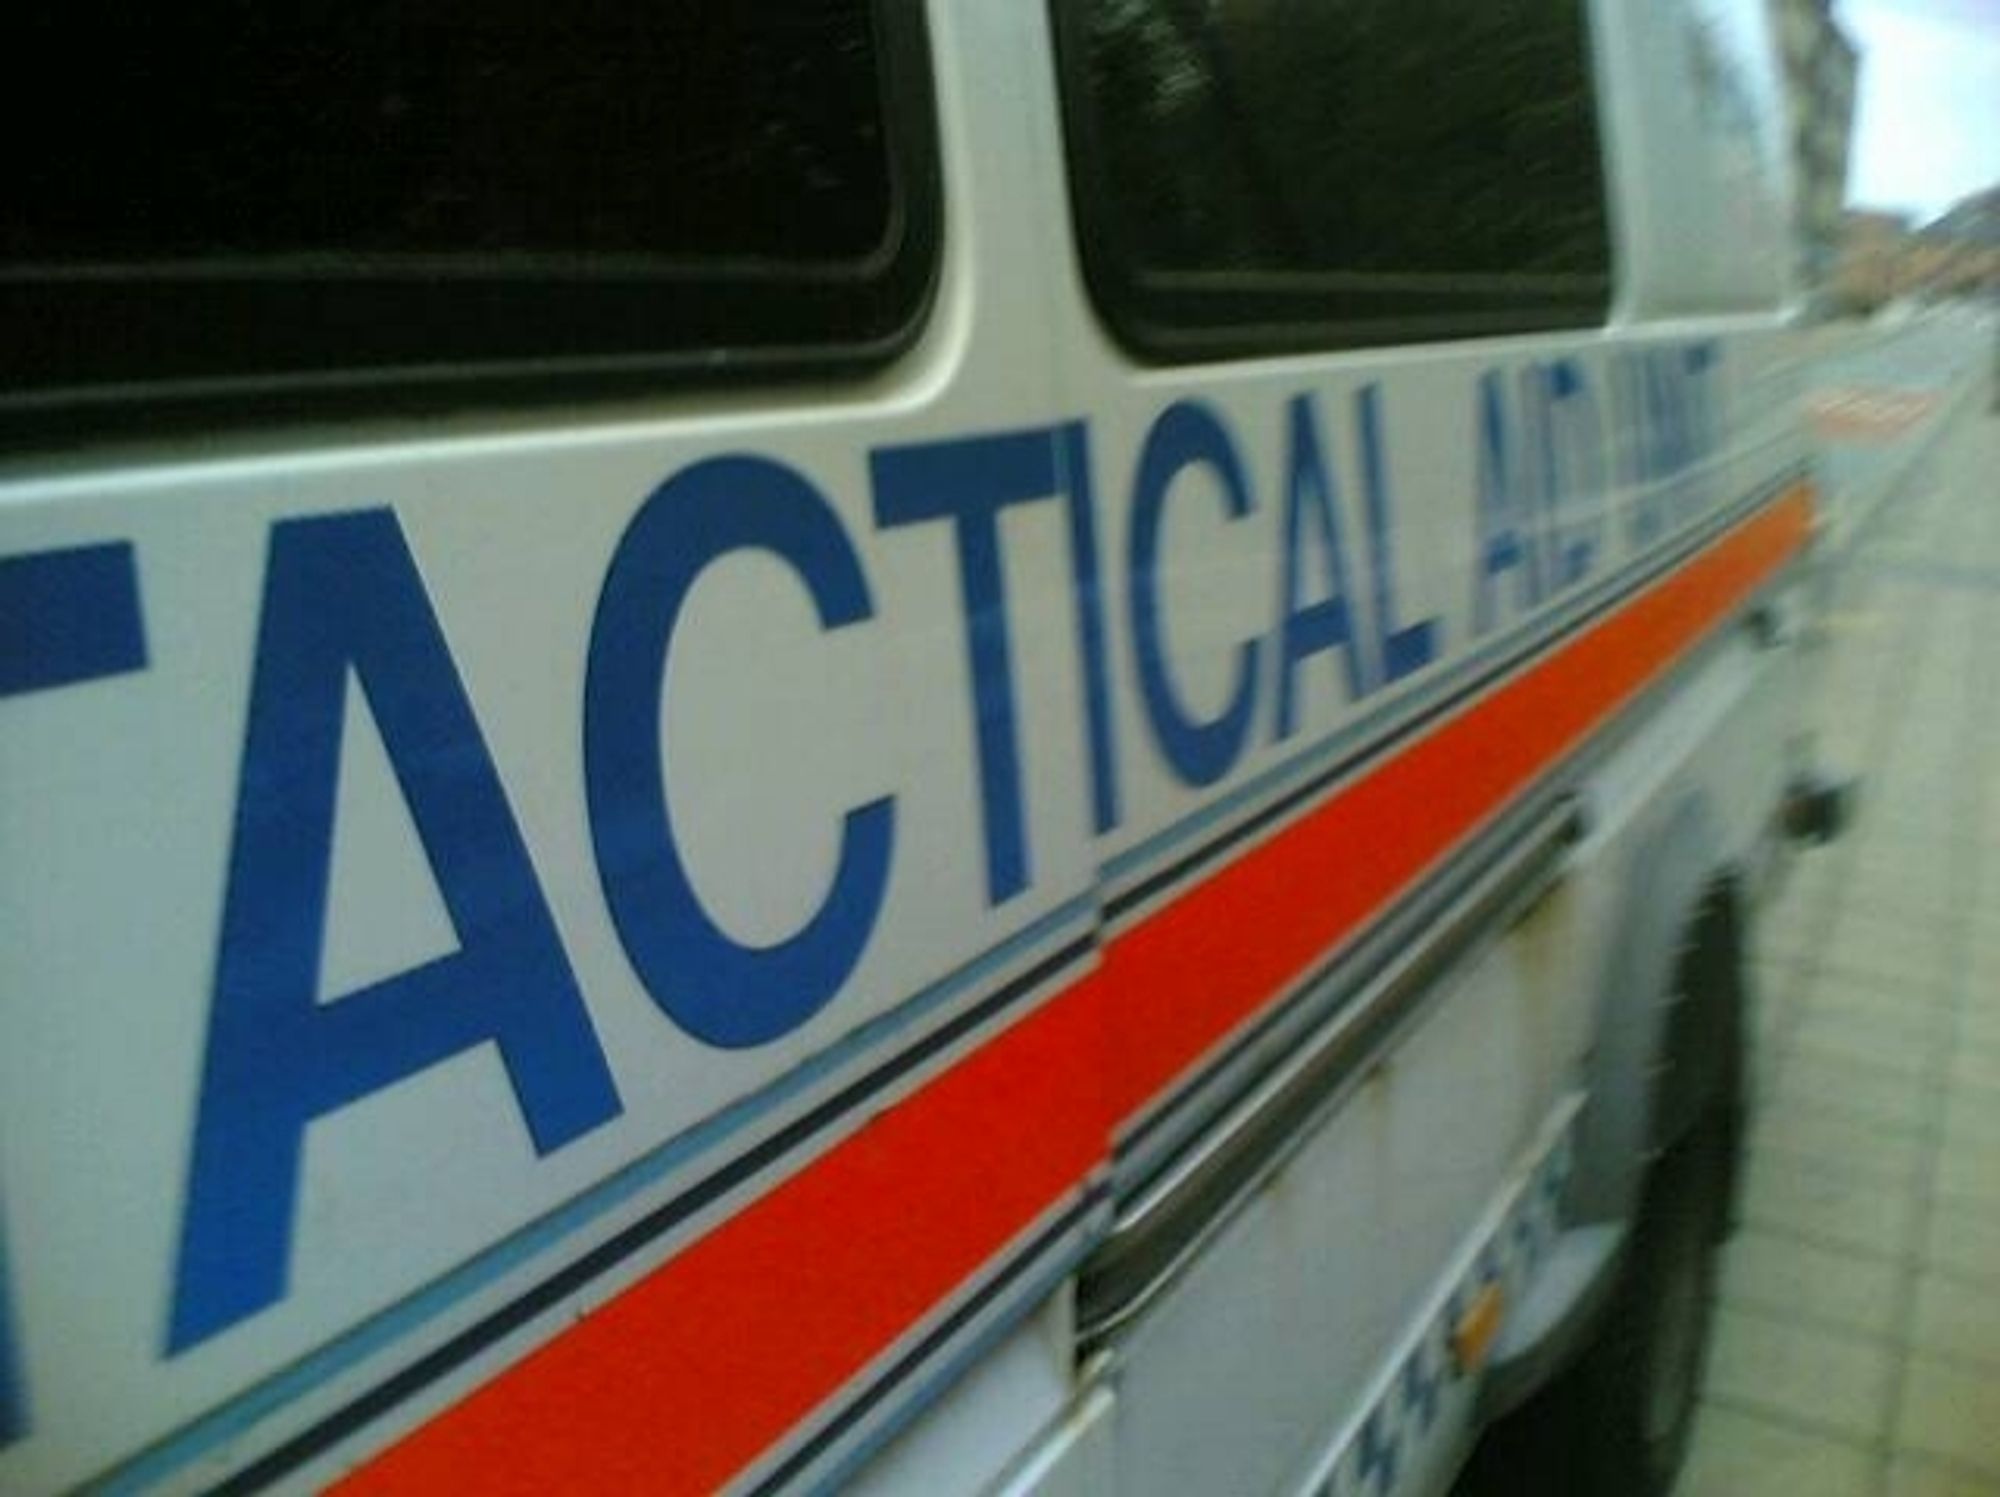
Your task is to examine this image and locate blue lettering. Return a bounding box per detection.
[0,541,146,698]
[1682,342,1722,520]
[1357,1410,1401,1493]
[873,430,1058,904]
[1473,371,1543,633]
[1610,354,1651,544]
[1275,393,1370,740]
[171,510,622,1353]
[1357,385,1440,683]
[1613,353,1665,546]
[1541,360,1606,589]
[1130,402,1261,787]
[1616,344,1728,542]
[1525,367,1562,588]
[587,456,893,1047]
[0,1211,22,1446]
[1055,422,1122,835]
[1643,350,1687,486]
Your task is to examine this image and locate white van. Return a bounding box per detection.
[0,1,1826,1493]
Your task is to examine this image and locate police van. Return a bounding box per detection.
[1,1,1824,1492]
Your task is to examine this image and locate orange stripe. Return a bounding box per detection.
[340,485,1810,1495]
[1100,486,1811,1119]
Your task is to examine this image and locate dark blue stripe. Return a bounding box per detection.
[0,1217,24,1446]
[0,542,147,697]
[129,923,1097,1496]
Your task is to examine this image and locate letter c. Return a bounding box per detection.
[585,456,894,1049]
[1129,402,1261,788]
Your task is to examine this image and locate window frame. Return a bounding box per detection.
[0,0,942,445]
[1048,0,1615,363]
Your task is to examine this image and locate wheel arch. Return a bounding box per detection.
[1566,793,1749,1233]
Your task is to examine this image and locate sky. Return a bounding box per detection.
[1837,0,2000,221]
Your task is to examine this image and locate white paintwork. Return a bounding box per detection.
[0,1,1809,1493]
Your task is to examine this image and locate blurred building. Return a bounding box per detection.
[1832,193,2000,309]
[1910,187,2000,300]
[1927,186,2000,248]
[1771,0,1858,289]
[1835,208,1913,307]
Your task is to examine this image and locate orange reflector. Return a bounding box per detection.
[1453,1283,1505,1374]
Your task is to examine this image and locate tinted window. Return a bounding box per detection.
[1,1,936,427]
[1057,0,1612,357]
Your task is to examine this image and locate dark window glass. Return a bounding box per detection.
[1056,0,1612,357]
[1,0,937,429]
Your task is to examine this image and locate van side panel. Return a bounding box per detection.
[0,1,1810,1493]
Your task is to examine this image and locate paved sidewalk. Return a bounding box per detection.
[1674,390,2000,1494]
